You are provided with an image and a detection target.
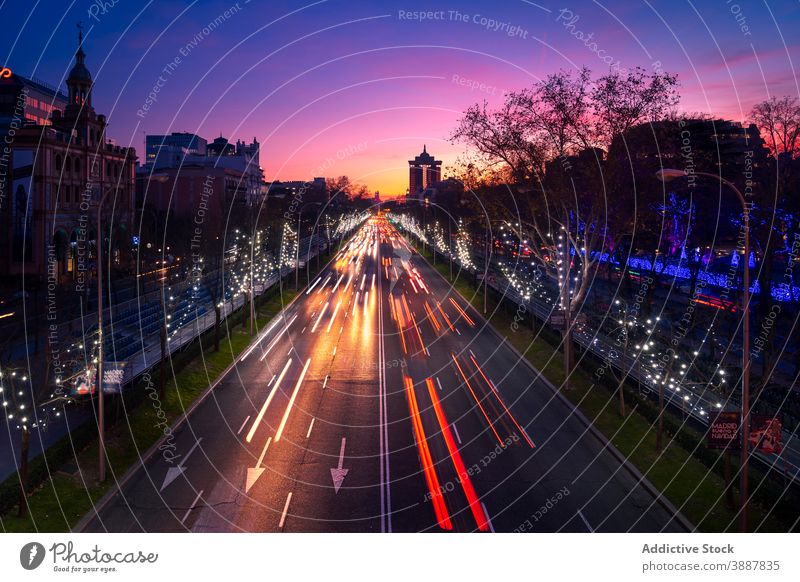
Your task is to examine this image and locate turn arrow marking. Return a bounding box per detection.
[161,438,203,492]
[329,437,349,493]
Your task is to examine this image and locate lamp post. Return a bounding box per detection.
[295,202,323,290]
[95,188,114,483]
[656,168,750,531]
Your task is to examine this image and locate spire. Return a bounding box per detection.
[76,21,85,61]
[66,20,93,110]
[423,144,427,153]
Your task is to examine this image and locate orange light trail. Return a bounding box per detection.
[426,378,490,532]
[392,297,408,354]
[401,294,425,354]
[404,376,453,531]
[326,300,342,333]
[469,355,535,448]
[436,301,455,332]
[424,301,441,333]
[311,301,330,333]
[449,298,475,327]
[451,354,504,446]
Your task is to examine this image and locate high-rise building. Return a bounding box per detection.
[408,145,441,197]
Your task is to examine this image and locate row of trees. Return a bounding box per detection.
[448,65,800,406]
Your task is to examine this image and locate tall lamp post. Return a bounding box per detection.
[656,168,750,532]
[295,202,323,290]
[95,188,114,483]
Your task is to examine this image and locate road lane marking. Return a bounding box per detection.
[452,422,462,444]
[481,502,496,533]
[578,510,594,532]
[436,377,443,392]
[181,489,204,524]
[237,416,251,435]
[306,417,315,438]
[246,358,293,443]
[275,358,312,442]
[278,492,292,529]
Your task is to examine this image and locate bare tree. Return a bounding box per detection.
[749,96,800,392]
[451,66,679,402]
[751,96,800,160]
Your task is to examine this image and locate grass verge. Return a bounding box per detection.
[0,280,302,532]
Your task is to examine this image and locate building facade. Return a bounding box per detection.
[408,145,442,197]
[144,132,207,167]
[0,30,136,285]
[143,133,263,207]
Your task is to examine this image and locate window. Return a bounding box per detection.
[74,157,81,175]
[55,154,62,172]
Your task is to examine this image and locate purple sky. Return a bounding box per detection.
[2,0,798,195]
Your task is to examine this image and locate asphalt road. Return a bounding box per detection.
[80,215,688,533]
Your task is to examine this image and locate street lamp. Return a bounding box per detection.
[656,168,751,532]
[95,188,114,483]
[296,202,323,290]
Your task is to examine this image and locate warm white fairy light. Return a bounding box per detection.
[455,219,474,270]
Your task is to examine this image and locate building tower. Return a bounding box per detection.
[66,24,92,113]
[408,145,442,197]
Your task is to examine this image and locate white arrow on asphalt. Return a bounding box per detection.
[161,438,203,491]
[330,437,349,493]
[245,437,272,493]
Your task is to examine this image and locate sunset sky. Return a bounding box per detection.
[2,0,798,196]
